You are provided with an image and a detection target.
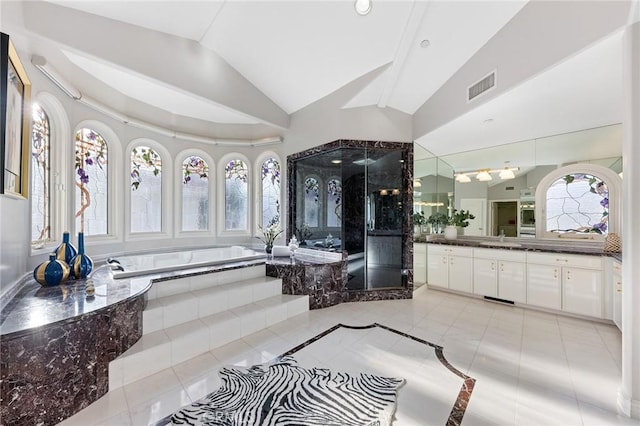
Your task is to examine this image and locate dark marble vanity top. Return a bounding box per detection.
[266,248,346,266]
[421,236,621,259]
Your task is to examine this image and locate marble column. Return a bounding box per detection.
[620,0,640,418]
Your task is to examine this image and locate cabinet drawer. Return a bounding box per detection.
[473,247,526,262]
[526,252,602,269]
[427,244,473,257]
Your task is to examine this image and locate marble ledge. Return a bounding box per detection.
[0,258,267,338]
[421,236,622,259]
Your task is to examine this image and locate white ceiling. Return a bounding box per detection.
[415,29,624,160]
[16,0,526,128]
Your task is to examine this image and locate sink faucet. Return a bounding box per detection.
[499,229,505,242]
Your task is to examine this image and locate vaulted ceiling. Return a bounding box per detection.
[1,0,631,153]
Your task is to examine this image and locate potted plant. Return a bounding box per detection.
[257,220,283,255]
[444,209,476,239]
[426,212,448,234]
[413,211,426,236]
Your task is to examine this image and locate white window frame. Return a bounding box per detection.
[30,93,70,254]
[175,149,215,238]
[535,163,621,240]
[125,138,171,240]
[218,152,251,237]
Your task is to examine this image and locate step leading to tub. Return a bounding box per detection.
[109,269,309,389]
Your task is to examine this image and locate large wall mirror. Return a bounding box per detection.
[415,123,622,239]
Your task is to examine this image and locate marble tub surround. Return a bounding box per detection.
[0,264,146,425]
[266,248,348,309]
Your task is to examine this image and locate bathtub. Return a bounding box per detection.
[110,246,266,279]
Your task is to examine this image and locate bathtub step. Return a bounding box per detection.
[143,276,282,334]
[145,264,266,301]
[109,294,308,389]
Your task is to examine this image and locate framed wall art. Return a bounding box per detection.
[1,32,31,198]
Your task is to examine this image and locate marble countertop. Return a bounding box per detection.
[266,253,345,266]
[421,236,622,259]
[0,266,152,338]
[0,258,268,338]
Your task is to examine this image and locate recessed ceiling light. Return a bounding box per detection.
[353,158,376,166]
[354,0,372,15]
[420,39,431,48]
[331,159,342,164]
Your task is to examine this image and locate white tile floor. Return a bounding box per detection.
[60,286,638,426]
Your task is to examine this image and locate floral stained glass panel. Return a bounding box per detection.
[130,146,162,233]
[75,128,108,236]
[327,178,342,227]
[31,105,50,243]
[225,160,248,231]
[182,156,209,231]
[545,173,609,235]
[262,158,280,227]
[304,177,319,227]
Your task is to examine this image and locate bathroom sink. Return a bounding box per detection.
[479,241,523,248]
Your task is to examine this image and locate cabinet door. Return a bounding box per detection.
[414,243,427,284]
[498,261,527,303]
[449,256,473,293]
[473,258,497,297]
[526,263,561,310]
[427,254,449,288]
[563,267,603,318]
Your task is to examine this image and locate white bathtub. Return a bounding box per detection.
[111,246,266,279]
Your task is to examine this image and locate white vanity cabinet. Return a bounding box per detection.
[612,260,622,331]
[527,252,603,318]
[473,248,526,303]
[427,245,473,292]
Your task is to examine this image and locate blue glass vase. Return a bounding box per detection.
[70,232,93,279]
[34,253,71,287]
[55,231,77,264]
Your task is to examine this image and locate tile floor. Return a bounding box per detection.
[61,286,638,426]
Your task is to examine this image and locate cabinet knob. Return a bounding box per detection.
[554,269,558,279]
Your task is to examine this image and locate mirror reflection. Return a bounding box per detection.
[414,123,622,238]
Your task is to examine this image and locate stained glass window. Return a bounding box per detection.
[545,173,609,235]
[31,105,50,243]
[225,159,248,231]
[261,157,280,227]
[75,128,108,236]
[304,177,319,227]
[130,146,162,233]
[327,178,342,227]
[182,156,209,231]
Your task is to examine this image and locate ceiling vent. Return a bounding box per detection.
[467,70,496,102]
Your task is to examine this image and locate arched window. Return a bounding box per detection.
[182,155,209,231]
[75,128,108,236]
[327,178,342,227]
[130,145,162,233]
[545,173,609,235]
[261,157,280,227]
[304,177,320,228]
[224,159,248,231]
[536,164,620,240]
[31,104,50,244]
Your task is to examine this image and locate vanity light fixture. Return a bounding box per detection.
[380,189,388,195]
[391,189,400,195]
[499,167,516,180]
[476,170,492,181]
[355,0,372,15]
[455,174,471,183]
